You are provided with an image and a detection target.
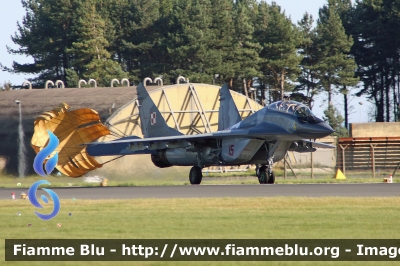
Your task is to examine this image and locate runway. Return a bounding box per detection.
[1,183,399,199]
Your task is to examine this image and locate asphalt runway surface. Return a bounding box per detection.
[1,183,399,200]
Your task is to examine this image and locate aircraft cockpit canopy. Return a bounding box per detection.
[268,101,323,124]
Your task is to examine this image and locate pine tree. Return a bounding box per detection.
[167,0,214,83]
[231,0,262,93]
[116,0,165,82]
[256,2,302,101]
[208,0,236,86]
[68,0,126,87]
[314,0,358,105]
[295,13,320,108]
[350,0,400,122]
[323,104,348,137]
[7,0,79,86]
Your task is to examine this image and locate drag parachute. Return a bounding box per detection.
[31,103,111,177]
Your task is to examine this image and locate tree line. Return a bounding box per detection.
[3,0,400,126]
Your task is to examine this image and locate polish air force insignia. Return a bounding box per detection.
[150,112,157,125]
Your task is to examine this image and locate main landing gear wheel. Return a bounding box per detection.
[258,171,267,184]
[268,171,275,184]
[258,165,267,184]
[189,166,203,185]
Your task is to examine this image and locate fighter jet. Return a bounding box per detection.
[86,83,334,184]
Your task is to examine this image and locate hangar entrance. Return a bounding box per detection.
[104,83,261,137]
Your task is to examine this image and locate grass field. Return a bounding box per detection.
[0,169,398,189]
[1,197,400,265]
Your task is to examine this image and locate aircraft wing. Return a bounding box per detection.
[85,122,293,156]
[87,129,264,147]
[85,132,222,156]
[88,132,215,145]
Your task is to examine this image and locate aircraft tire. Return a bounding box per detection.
[257,165,267,178]
[189,166,203,185]
[258,171,267,184]
[268,171,275,184]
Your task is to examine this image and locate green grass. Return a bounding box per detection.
[1,198,400,265]
[0,169,398,189]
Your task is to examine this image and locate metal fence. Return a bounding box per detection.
[337,137,400,177]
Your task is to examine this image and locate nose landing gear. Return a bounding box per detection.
[257,141,278,184]
[257,165,275,184]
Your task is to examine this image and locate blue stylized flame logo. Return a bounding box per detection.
[33,130,59,176]
[28,180,60,220]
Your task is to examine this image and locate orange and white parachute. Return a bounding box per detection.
[31,103,111,177]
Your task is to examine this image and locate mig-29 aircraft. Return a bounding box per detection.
[86,83,334,185]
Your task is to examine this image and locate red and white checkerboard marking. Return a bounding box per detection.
[150,112,156,125]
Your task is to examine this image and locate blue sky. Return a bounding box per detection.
[0,0,371,122]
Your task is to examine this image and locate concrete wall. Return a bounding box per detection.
[350,122,400,138]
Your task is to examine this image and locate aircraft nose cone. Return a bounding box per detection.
[296,121,334,138]
[319,122,334,135]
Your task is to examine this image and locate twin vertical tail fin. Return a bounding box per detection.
[218,84,242,131]
[138,82,240,136]
[136,82,183,138]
